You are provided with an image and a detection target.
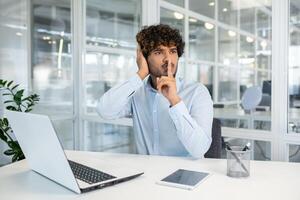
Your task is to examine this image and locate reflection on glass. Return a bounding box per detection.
[222,137,271,161]
[257,9,271,40]
[257,38,271,69]
[289,0,300,133]
[219,119,248,129]
[52,120,73,150]
[84,52,137,113]
[240,35,255,63]
[32,0,73,115]
[217,66,238,102]
[189,0,215,19]
[86,0,141,49]
[186,63,213,97]
[240,66,254,97]
[254,120,270,130]
[189,18,215,61]
[218,0,237,26]
[165,0,184,7]
[83,121,135,153]
[240,0,255,34]
[215,1,271,131]
[289,144,300,162]
[257,71,269,87]
[160,8,184,36]
[218,27,237,65]
[0,0,28,85]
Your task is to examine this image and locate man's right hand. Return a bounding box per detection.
[136,47,149,80]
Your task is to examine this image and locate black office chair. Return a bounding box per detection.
[204,118,222,158]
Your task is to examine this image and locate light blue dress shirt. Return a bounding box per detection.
[97,74,213,158]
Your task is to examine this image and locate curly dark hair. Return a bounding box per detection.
[136,24,185,58]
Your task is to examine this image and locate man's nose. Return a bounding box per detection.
[162,52,171,63]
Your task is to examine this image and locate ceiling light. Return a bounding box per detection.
[16,32,22,36]
[189,18,197,23]
[43,36,51,40]
[223,59,230,65]
[204,22,214,30]
[228,30,236,37]
[246,36,254,43]
[260,40,267,48]
[223,8,228,12]
[174,12,184,20]
[208,2,215,6]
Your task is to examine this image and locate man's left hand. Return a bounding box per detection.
[157,59,181,106]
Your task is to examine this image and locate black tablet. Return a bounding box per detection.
[157,169,210,190]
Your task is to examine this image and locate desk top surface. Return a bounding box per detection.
[1,150,300,200]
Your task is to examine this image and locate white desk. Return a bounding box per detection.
[1,150,300,200]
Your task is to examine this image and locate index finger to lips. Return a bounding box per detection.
[167,58,172,77]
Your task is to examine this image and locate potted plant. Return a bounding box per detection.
[0,79,39,162]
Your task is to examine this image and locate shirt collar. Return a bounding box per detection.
[145,75,183,93]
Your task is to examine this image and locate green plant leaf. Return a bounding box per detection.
[3,118,9,126]
[15,89,24,96]
[4,100,14,104]
[11,84,19,91]
[0,131,8,142]
[4,149,14,156]
[19,153,25,160]
[12,154,18,162]
[21,96,30,102]
[4,127,11,132]
[6,106,17,111]
[13,89,24,105]
[7,141,18,149]
[7,81,13,87]
[2,93,13,96]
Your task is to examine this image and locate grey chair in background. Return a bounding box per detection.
[204,118,222,158]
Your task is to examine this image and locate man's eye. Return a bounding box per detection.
[171,50,177,54]
[154,51,161,55]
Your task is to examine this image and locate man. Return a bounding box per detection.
[97,24,213,158]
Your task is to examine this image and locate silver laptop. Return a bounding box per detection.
[5,110,143,194]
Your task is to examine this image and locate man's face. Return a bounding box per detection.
[146,45,179,78]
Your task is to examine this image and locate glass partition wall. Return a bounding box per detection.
[31,0,74,149]
[288,0,300,162]
[0,0,30,165]
[160,0,272,160]
[83,0,141,152]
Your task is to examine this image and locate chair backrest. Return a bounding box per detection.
[204,118,222,158]
[241,86,262,110]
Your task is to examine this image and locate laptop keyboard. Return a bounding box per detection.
[68,160,116,184]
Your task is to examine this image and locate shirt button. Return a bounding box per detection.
[153,110,157,113]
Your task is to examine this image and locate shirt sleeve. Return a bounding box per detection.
[168,85,213,159]
[96,73,144,119]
